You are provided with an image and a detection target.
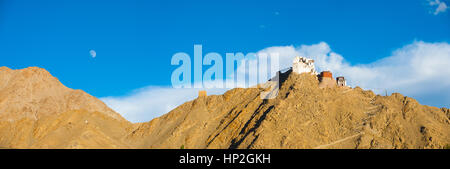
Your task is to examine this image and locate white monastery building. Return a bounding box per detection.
[292,56,318,75]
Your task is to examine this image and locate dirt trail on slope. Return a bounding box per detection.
[0,67,449,149]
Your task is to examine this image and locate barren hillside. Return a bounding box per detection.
[127,69,450,149]
[0,67,132,148]
[0,67,448,149]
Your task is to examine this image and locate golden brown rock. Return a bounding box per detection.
[0,67,131,148]
[128,70,450,149]
[0,67,449,149]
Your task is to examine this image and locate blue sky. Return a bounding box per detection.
[1,0,449,122]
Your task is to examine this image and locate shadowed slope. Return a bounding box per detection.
[0,67,448,149]
[127,70,450,149]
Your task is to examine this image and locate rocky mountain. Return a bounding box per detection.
[0,67,449,149]
[0,67,131,148]
[127,69,450,149]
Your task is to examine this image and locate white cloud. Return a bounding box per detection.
[255,41,450,108]
[429,0,448,15]
[103,41,450,123]
[101,86,228,122]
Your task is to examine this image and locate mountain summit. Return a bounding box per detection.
[128,69,450,149]
[0,67,448,149]
[0,67,131,148]
[0,67,125,121]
